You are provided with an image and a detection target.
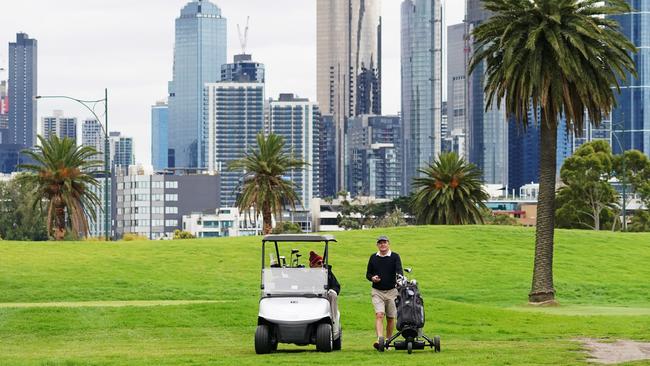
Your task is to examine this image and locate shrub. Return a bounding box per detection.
[486,214,521,226]
[272,222,302,234]
[122,233,149,241]
[173,229,195,239]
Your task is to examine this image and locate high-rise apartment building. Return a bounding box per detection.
[82,118,104,153]
[204,79,265,206]
[347,115,402,199]
[316,0,382,190]
[42,110,77,142]
[401,0,443,192]
[0,79,9,143]
[610,1,650,155]
[466,0,509,185]
[168,0,227,169]
[151,100,169,171]
[269,94,320,209]
[110,132,134,168]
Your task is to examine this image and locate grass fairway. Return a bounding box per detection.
[1,226,649,365]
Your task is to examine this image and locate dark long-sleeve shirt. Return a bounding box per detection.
[366,252,403,290]
[327,265,341,295]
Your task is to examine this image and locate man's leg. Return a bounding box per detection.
[386,317,395,339]
[328,290,339,337]
[375,312,385,338]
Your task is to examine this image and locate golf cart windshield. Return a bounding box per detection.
[262,268,327,296]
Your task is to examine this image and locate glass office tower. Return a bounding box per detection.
[151,101,169,171]
[401,0,443,194]
[610,1,650,155]
[168,0,227,169]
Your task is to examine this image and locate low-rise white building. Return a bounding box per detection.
[183,208,262,238]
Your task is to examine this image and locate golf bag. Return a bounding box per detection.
[382,269,440,354]
[395,283,425,331]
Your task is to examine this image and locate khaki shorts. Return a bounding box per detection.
[371,288,398,318]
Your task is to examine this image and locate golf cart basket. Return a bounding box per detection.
[384,269,440,354]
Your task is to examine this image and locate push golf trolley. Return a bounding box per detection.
[383,268,440,354]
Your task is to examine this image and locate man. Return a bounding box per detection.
[309,251,341,335]
[366,235,403,351]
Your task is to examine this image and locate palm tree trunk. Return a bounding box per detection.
[529,117,557,304]
[54,199,66,241]
[262,204,273,235]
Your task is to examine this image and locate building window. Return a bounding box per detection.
[165,206,178,214]
[165,181,178,189]
[165,219,179,227]
[152,219,164,227]
[165,194,178,201]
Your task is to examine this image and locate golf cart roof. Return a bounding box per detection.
[262,234,337,243]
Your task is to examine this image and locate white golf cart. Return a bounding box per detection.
[255,234,341,353]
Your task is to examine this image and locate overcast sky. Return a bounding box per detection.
[0,0,464,165]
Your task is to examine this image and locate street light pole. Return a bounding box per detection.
[35,90,111,240]
[612,122,627,232]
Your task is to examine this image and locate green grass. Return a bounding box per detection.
[1,226,649,365]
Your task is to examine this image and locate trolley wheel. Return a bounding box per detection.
[377,336,385,352]
[434,335,441,352]
[407,341,413,354]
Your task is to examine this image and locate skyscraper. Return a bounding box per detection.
[610,1,650,155]
[151,100,169,171]
[204,79,265,206]
[447,23,467,151]
[466,0,509,185]
[168,0,227,169]
[401,0,443,193]
[42,110,77,142]
[316,0,382,191]
[319,115,337,199]
[8,33,37,149]
[269,94,320,209]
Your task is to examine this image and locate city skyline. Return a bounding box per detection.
[0,0,464,166]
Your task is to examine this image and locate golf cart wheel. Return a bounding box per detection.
[316,323,333,352]
[333,329,342,351]
[407,341,413,354]
[434,335,441,352]
[255,325,273,354]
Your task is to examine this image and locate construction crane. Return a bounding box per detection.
[237,16,250,55]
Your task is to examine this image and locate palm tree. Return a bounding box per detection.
[411,152,489,225]
[469,0,636,303]
[18,135,104,240]
[229,133,306,235]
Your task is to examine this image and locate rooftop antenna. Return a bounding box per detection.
[237,16,250,55]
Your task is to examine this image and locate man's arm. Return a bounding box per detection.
[395,253,403,276]
[366,256,375,282]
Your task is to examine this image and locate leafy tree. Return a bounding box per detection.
[17,136,103,240]
[557,141,618,230]
[555,187,616,230]
[470,0,636,303]
[0,179,48,241]
[613,149,650,208]
[229,133,306,235]
[411,152,488,225]
[629,211,650,232]
[375,208,408,228]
